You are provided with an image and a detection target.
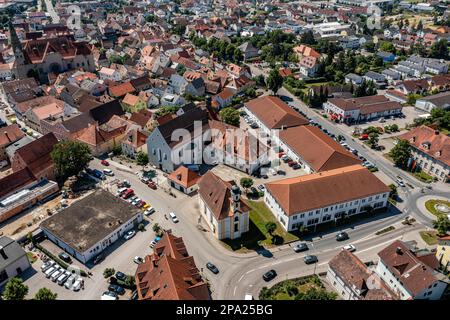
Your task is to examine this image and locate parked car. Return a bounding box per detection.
[206,262,219,274]
[101,160,109,166]
[64,274,77,289]
[148,181,157,190]
[262,269,277,282]
[123,230,136,240]
[127,195,138,203]
[336,232,349,241]
[41,260,56,272]
[58,252,72,263]
[131,197,141,206]
[292,163,301,170]
[149,240,158,248]
[293,243,309,253]
[257,185,266,192]
[169,212,179,223]
[72,278,82,291]
[304,255,318,264]
[277,170,286,175]
[103,168,114,176]
[50,267,63,282]
[45,266,57,278]
[342,244,356,252]
[115,271,126,281]
[108,284,125,295]
[101,291,118,300]
[134,256,144,264]
[57,271,71,286]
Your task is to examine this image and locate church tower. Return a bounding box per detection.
[9,21,25,79]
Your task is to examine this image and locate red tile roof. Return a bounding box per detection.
[135,233,210,300]
[167,165,201,188]
[109,82,135,97]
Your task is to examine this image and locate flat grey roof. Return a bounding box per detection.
[0,237,27,271]
[40,189,141,253]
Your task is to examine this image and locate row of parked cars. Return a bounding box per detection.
[41,260,83,291]
[240,111,259,129]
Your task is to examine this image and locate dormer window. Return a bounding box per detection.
[435,150,442,157]
[422,142,431,150]
[410,136,416,143]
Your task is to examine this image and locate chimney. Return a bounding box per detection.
[396,247,403,255]
[0,245,7,260]
[4,131,10,142]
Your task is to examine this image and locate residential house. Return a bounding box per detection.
[135,232,210,300]
[121,93,147,113]
[212,87,235,109]
[415,92,450,113]
[436,236,450,272]
[237,42,260,61]
[121,128,148,158]
[99,67,122,82]
[327,250,395,300]
[0,124,25,161]
[376,240,447,300]
[396,126,450,182]
[197,171,250,240]
[363,71,386,88]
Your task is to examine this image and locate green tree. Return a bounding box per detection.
[430,39,449,59]
[152,223,161,234]
[112,144,122,156]
[294,287,337,300]
[137,223,145,232]
[379,41,396,53]
[433,215,450,236]
[51,140,92,180]
[240,177,254,191]
[34,288,57,300]
[388,184,398,198]
[253,74,266,88]
[136,151,149,166]
[265,221,277,236]
[368,132,379,148]
[300,30,316,45]
[266,69,283,95]
[155,105,180,117]
[389,140,411,168]
[2,278,29,300]
[219,107,240,126]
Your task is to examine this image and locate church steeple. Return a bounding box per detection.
[9,21,25,66]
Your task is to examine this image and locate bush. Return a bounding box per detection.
[138,223,145,232]
[103,268,115,278]
[117,275,136,290]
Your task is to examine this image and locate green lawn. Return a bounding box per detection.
[259,275,337,300]
[425,199,450,217]
[420,231,439,245]
[414,171,434,183]
[221,200,298,252]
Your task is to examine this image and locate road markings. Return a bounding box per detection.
[356,236,402,255]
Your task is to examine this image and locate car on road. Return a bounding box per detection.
[342,244,356,252]
[336,232,349,241]
[115,271,126,281]
[58,252,72,263]
[262,269,277,282]
[134,256,144,264]
[108,284,125,295]
[397,180,405,187]
[169,212,179,223]
[293,243,309,253]
[103,168,114,176]
[101,160,109,166]
[123,230,136,240]
[304,255,318,264]
[101,291,118,300]
[206,262,219,274]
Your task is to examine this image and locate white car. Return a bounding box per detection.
[41,260,56,272]
[44,266,57,278]
[64,274,76,289]
[169,212,179,223]
[134,256,144,264]
[103,168,114,176]
[244,294,254,300]
[131,198,141,206]
[50,267,63,282]
[72,277,82,291]
[123,230,136,240]
[342,244,356,252]
[149,240,157,248]
[101,291,118,300]
[397,180,405,187]
[144,207,155,216]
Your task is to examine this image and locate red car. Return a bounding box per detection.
[101,160,109,166]
[288,161,297,167]
[148,182,157,190]
[278,152,285,158]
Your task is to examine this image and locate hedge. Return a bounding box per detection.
[35,243,88,277]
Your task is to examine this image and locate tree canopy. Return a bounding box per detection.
[219,107,240,127]
[389,140,411,168]
[266,69,283,95]
[51,140,92,180]
[34,288,57,300]
[2,278,29,300]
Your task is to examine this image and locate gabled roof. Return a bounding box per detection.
[265,165,390,215]
[167,165,201,188]
[109,82,135,97]
[244,96,309,130]
[279,126,361,172]
[88,99,125,125]
[0,124,25,148]
[0,167,36,199]
[135,233,210,300]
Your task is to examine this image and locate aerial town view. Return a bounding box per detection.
[0,0,449,310]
